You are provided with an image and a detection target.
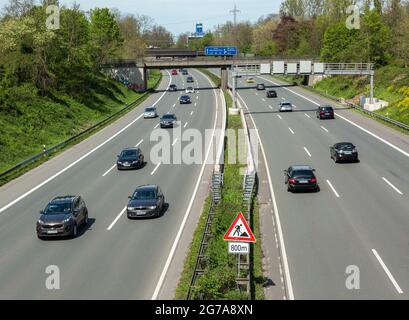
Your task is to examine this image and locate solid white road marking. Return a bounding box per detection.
[260,75,409,159]
[184,122,188,128]
[326,180,340,198]
[154,123,160,129]
[0,72,173,215]
[236,92,294,300]
[304,113,311,118]
[372,249,403,294]
[321,126,329,133]
[172,138,178,146]
[304,147,312,157]
[107,206,126,231]
[152,69,220,300]
[289,128,295,135]
[102,164,116,177]
[277,115,282,120]
[135,139,144,147]
[382,177,403,195]
[151,163,161,176]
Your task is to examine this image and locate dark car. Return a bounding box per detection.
[169,84,178,92]
[256,83,265,90]
[267,90,277,98]
[127,185,165,218]
[330,142,359,163]
[117,148,144,170]
[182,69,188,75]
[160,113,177,128]
[186,76,194,83]
[179,95,191,104]
[317,105,335,119]
[284,165,319,192]
[37,196,88,239]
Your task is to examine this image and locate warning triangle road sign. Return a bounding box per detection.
[223,212,256,243]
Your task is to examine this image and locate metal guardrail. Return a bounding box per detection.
[0,76,162,180]
[302,85,409,131]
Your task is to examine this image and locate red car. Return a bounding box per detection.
[171,69,178,75]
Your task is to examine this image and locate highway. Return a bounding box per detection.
[233,73,409,299]
[0,69,222,299]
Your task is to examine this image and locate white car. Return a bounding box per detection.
[144,107,157,118]
[279,102,293,112]
[185,87,195,94]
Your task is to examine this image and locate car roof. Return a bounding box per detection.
[281,101,292,104]
[290,165,314,171]
[145,106,156,109]
[320,105,333,109]
[122,147,138,151]
[51,196,77,203]
[163,113,175,116]
[135,184,158,191]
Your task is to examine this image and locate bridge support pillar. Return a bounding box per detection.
[143,67,148,92]
[221,67,228,90]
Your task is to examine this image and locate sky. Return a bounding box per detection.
[0,0,282,35]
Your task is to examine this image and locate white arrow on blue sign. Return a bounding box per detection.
[205,46,238,56]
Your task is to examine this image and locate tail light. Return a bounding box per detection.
[288,178,296,184]
[309,178,317,184]
[320,111,325,115]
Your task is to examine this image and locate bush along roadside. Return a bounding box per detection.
[175,70,264,300]
[0,70,162,186]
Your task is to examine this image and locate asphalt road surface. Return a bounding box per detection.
[233,73,409,299]
[0,69,221,299]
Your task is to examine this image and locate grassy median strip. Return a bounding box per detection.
[0,70,161,186]
[175,70,264,300]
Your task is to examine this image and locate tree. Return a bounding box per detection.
[1,0,34,18]
[118,14,147,59]
[252,19,278,56]
[89,8,123,68]
[361,9,391,65]
[320,21,364,61]
[143,25,173,48]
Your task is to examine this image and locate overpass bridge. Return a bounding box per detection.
[101,57,375,101]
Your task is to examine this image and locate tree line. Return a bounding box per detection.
[0,0,174,103]
[176,0,409,67]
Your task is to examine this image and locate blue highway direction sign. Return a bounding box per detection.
[205,46,238,56]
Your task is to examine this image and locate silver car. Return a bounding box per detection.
[144,107,157,118]
[185,87,194,94]
[279,102,293,112]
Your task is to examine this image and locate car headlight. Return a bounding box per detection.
[38,220,44,224]
[63,217,72,223]
[127,207,136,211]
[352,149,357,153]
[117,161,123,165]
[338,150,344,154]
[132,160,138,164]
[148,206,157,210]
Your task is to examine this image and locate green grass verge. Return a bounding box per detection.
[175,69,265,300]
[0,70,161,185]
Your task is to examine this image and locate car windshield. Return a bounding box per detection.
[145,108,155,112]
[44,202,72,215]
[132,189,156,200]
[162,114,175,119]
[292,170,314,179]
[121,150,137,157]
[323,106,333,111]
[338,144,354,150]
[282,103,291,106]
